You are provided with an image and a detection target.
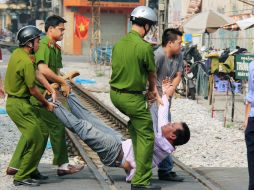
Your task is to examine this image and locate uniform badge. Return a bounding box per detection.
[48,41,54,48]
[29,55,35,63]
[48,41,61,50]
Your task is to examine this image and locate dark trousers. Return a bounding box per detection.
[245,117,254,190]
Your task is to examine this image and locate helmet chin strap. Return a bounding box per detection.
[26,42,35,54]
[143,24,151,37]
[26,42,33,48]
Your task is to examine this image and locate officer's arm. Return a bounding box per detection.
[36,70,57,102]
[145,45,159,94]
[29,86,54,111]
[146,45,163,105]
[37,63,66,85]
[36,70,55,94]
[38,63,71,97]
[148,72,157,92]
[148,72,163,105]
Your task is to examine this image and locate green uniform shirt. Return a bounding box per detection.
[35,36,62,73]
[110,30,156,91]
[35,36,63,89]
[4,48,36,97]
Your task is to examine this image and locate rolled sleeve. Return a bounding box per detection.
[35,44,50,66]
[246,93,254,103]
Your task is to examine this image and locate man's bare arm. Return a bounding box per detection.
[172,72,182,89]
[167,72,182,97]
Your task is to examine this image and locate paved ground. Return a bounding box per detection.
[15,163,208,190]
[17,164,103,190]
[195,167,248,190]
[13,163,248,190]
[105,166,208,190]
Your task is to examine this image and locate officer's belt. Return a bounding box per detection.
[111,86,143,95]
[8,95,30,99]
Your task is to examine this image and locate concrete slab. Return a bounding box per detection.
[195,167,248,190]
[18,164,103,190]
[105,166,208,190]
[13,165,249,190]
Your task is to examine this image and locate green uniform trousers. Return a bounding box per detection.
[6,98,44,180]
[9,97,69,168]
[110,90,154,186]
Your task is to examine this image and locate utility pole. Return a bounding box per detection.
[158,0,168,42]
[90,0,101,64]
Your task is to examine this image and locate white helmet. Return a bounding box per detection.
[130,6,157,26]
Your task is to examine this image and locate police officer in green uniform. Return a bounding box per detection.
[110,6,162,190]
[4,26,55,186]
[7,15,83,176]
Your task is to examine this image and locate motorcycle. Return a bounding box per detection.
[176,44,202,100]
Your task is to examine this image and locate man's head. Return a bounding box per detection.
[130,6,157,37]
[45,15,66,41]
[17,25,41,53]
[162,28,183,56]
[162,122,190,146]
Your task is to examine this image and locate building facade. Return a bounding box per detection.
[62,0,145,55]
[167,0,254,51]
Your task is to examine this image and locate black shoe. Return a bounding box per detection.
[159,171,184,182]
[31,172,49,180]
[131,184,161,190]
[13,179,40,186]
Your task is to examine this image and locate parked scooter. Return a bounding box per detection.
[177,44,202,100]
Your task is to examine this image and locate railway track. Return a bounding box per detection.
[63,80,222,190]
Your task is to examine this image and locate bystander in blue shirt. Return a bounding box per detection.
[246,60,254,117]
[245,59,254,190]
